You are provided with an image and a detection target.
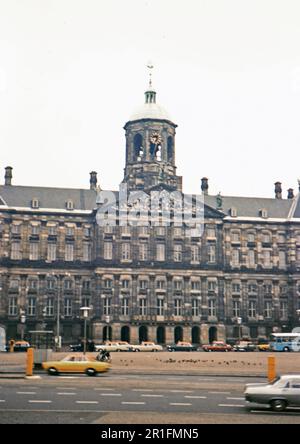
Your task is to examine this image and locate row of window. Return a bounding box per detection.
[10,242,92,262]
[7,224,92,237]
[7,297,293,320]
[231,249,289,268]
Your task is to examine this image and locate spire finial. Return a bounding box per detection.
[147,62,154,89]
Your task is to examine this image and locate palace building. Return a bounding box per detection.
[1,78,300,346]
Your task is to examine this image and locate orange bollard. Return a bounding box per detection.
[9,339,15,353]
[268,355,276,383]
[26,347,34,376]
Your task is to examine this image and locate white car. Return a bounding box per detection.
[131,341,163,352]
[94,341,133,352]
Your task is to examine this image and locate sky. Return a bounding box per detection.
[0,0,300,198]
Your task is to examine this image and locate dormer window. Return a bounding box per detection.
[31,198,39,209]
[259,208,268,218]
[66,200,74,210]
[230,207,237,217]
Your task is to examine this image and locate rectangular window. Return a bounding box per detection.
[156,227,165,236]
[191,281,200,291]
[264,301,273,318]
[174,299,182,316]
[121,298,129,316]
[206,227,215,238]
[248,250,256,267]
[45,298,54,317]
[208,299,216,317]
[191,245,199,262]
[82,280,90,291]
[27,297,36,316]
[232,283,241,294]
[104,242,113,260]
[47,243,57,262]
[11,224,21,235]
[248,300,257,318]
[174,280,182,291]
[156,280,165,290]
[264,284,273,294]
[174,244,182,262]
[248,233,255,243]
[139,280,148,290]
[248,284,257,294]
[192,299,199,317]
[30,225,40,235]
[103,298,111,316]
[29,279,38,290]
[47,279,55,290]
[232,249,239,267]
[262,233,271,243]
[83,243,91,262]
[139,226,149,236]
[121,279,130,289]
[263,250,271,268]
[11,242,22,260]
[81,297,90,308]
[173,227,182,237]
[9,279,19,290]
[65,243,74,262]
[121,243,131,260]
[48,226,57,236]
[280,300,288,320]
[279,251,286,269]
[64,298,72,317]
[84,227,91,237]
[66,227,74,236]
[64,280,73,291]
[207,245,216,263]
[103,279,112,289]
[232,232,240,243]
[157,298,164,316]
[121,226,131,236]
[139,298,147,316]
[29,242,39,261]
[8,297,18,316]
[139,243,148,261]
[208,281,217,292]
[156,243,165,261]
[233,300,241,317]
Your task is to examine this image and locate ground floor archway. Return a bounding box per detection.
[174,326,183,343]
[208,326,218,343]
[103,325,112,341]
[121,325,130,342]
[139,325,148,342]
[156,326,165,344]
[191,326,200,344]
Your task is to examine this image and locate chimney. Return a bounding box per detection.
[90,171,97,190]
[274,181,282,199]
[287,188,294,199]
[201,177,209,195]
[4,166,12,186]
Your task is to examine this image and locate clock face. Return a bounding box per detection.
[150,132,162,145]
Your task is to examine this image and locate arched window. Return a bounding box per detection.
[155,145,162,161]
[167,136,173,162]
[134,134,144,161]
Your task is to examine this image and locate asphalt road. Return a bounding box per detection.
[0,373,300,424]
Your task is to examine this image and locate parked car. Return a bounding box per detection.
[233,341,256,352]
[131,341,163,352]
[257,342,270,352]
[167,341,198,352]
[94,341,133,352]
[245,374,300,411]
[202,341,232,352]
[69,341,95,352]
[6,340,30,352]
[42,354,110,376]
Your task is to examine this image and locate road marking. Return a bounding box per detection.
[17,392,37,395]
[169,403,192,406]
[184,396,207,399]
[28,400,52,404]
[57,392,77,396]
[76,401,99,404]
[209,391,231,394]
[141,394,164,398]
[226,397,245,401]
[132,389,154,392]
[121,402,146,405]
[57,377,78,379]
[218,404,245,408]
[198,378,216,381]
[170,390,193,393]
[94,388,115,391]
[100,393,122,396]
[0,400,5,403]
[55,387,76,390]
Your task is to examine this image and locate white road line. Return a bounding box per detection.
[209,391,231,394]
[226,397,245,401]
[76,401,99,404]
[218,404,245,408]
[184,396,207,399]
[141,394,164,398]
[28,400,52,404]
[170,390,193,393]
[121,402,146,405]
[55,387,76,390]
[0,400,5,403]
[169,403,192,406]
[94,388,115,391]
[132,389,154,392]
[57,392,77,396]
[100,393,122,396]
[198,378,216,381]
[17,392,37,395]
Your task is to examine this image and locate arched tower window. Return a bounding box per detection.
[167,136,173,162]
[134,133,144,161]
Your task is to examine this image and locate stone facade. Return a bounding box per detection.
[0,83,300,346]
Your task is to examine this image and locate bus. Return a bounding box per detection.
[270,333,300,352]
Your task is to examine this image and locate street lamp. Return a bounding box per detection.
[80,306,91,355]
[236,317,242,342]
[105,315,111,341]
[20,309,26,341]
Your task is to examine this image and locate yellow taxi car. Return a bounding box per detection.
[257,343,270,351]
[42,354,110,376]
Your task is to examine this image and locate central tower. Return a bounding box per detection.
[122,68,182,192]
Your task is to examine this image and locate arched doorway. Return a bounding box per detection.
[156,326,165,344]
[121,326,130,342]
[192,326,200,344]
[0,326,6,352]
[174,326,183,343]
[103,325,112,342]
[208,326,218,343]
[139,325,148,343]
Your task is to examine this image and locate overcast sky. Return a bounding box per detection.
[0,0,300,198]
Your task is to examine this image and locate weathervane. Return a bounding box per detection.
[147,62,154,88]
